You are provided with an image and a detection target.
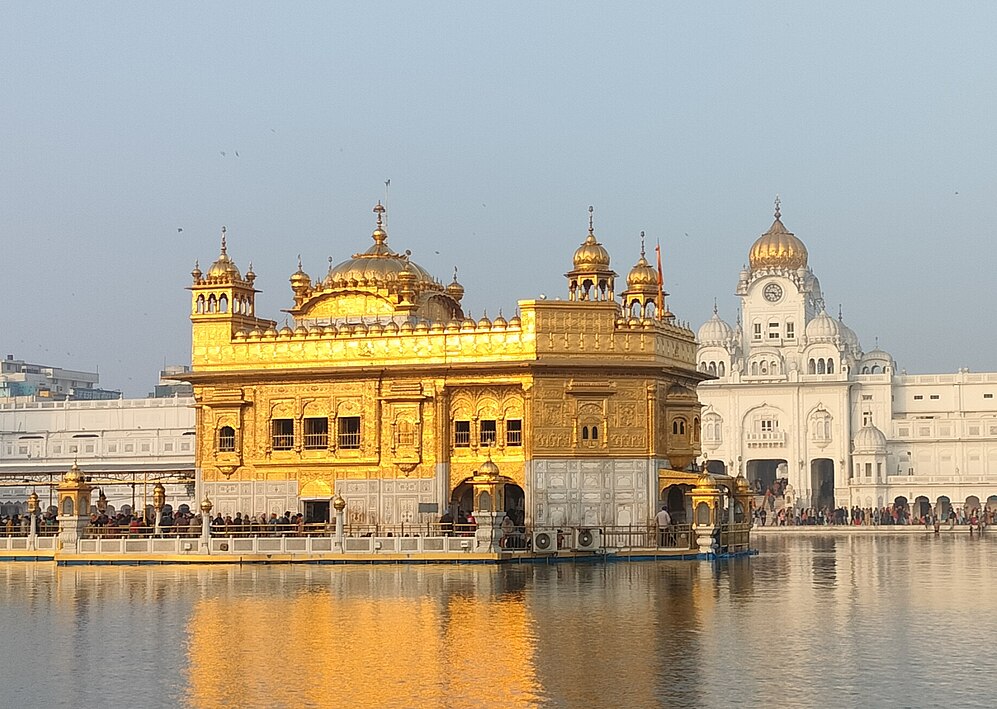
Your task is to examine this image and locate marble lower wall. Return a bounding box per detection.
[528,458,659,527]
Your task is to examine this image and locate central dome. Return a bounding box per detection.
[748,199,808,271]
[324,202,438,288]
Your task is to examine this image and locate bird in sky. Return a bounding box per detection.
[220,151,226,156]
[177,228,183,233]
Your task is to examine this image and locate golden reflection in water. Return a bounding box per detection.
[185,568,542,709]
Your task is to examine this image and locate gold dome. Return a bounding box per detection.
[572,207,612,270]
[323,202,439,289]
[748,198,808,271]
[206,227,243,279]
[290,255,311,291]
[64,461,85,484]
[626,236,657,289]
[445,267,465,301]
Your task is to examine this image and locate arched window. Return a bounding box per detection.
[196,295,205,314]
[871,364,881,374]
[630,301,641,318]
[770,360,778,374]
[582,426,589,440]
[708,362,717,375]
[645,301,656,319]
[591,425,599,440]
[207,294,216,313]
[718,361,726,377]
[219,294,229,313]
[218,426,236,452]
[827,358,834,374]
[62,498,74,516]
[751,362,759,376]
[760,361,768,375]
[672,419,686,435]
[862,366,870,374]
[817,359,826,374]
[809,359,816,374]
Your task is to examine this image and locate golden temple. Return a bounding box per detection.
[181,203,706,528]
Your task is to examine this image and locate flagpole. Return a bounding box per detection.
[655,240,664,317]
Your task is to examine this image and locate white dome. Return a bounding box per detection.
[853,423,887,453]
[838,320,860,350]
[806,308,841,343]
[697,309,734,346]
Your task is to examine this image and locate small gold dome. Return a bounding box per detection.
[207,228,242,279]
[290,256,311,291]
[626,238,657,289]
[332,493,346,511]
[696,472,715,488]
[479,459,501,477]
[200,497,213,513]
[573,208,611,270]
[63,461,85,484]
[446,267,464,301]
[748,198,808,271]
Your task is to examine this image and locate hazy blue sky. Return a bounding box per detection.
[2,2,995,395]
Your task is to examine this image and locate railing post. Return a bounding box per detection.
[200,498,213,553]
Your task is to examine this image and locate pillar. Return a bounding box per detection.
[333,492,346,552]
[200,497,213,553]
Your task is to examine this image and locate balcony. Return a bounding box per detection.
[745,431,786,448]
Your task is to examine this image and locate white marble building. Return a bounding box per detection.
[0,396,195,514]
[696,201,997,518]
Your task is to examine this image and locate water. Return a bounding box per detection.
[1,534,994,708]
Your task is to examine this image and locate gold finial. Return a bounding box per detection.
[452,266,459,282]
[372,202,387,245]
[220,226,228,254]
[297,254,303,270]
[588,205,595,236]
[838,304,843,320]
[774,195,781,220]
[713,297,718,315]
[640,230,646,258]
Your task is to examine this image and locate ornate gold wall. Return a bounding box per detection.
[181,208,706,518]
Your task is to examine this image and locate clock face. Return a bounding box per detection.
[763,282,783,303]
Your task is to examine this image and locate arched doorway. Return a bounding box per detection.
[913,496,930,520]
[746,459,786,495]
[451,481,473,515]
[936,496,952,520]
[660,484,692,525]
[810,459,835,511]
[987,495,997,513]
[965,495,981,513]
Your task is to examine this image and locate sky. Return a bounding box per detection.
[2,2,995,395]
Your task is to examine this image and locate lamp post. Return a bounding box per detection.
[333,492,346,552]
[152,482,166,536]
[200,497,213,553]
[27,491,39,550]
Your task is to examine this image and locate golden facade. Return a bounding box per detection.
[183,204,705,526]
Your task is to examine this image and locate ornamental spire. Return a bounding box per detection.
[588,205,595,236]
[774,195,781,220]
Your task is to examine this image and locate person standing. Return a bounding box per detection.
[655,505,672,547]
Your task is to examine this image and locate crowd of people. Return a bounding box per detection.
[753,503,996,528]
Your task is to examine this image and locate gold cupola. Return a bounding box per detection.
[445,267,465,302]
[566,206,616,302]
[621,232,662,318]
[206,227,242,280]
[748,196,808,271]
[287,202,463,324]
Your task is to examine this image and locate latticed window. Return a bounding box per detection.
[396,420,415,446]
[454,420,471,447]
[338,416,361,449]
[506,419,522,447]
[304,417,328,449]
[480,420,497,447]
[271,419,294,450]
[217,426,236,452]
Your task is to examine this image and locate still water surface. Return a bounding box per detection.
[1,535,994,708]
